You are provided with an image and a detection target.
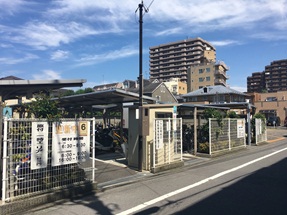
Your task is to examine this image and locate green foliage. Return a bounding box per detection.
[75,89,85,94]
[198,142,209,153]
[203,108,226,127]
[84,88,94,93]
[61,90,75,96]
[24,92,67,120]
[226,111,239,118]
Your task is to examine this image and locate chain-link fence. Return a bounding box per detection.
[152,118,182,169]
[2,118,95,203]
[208,118,246,155]
[255,118,267,145]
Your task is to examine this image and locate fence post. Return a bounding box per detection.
[180,118,183,161]
[228,118,231,150]
[168,118,171,164]
[2,117,8,202]
[92,117,96,182]
[209,118,211,155]
[255,118,258,145]
[153,119,155,169]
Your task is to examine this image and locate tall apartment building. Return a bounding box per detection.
[187,60,229,92]
[247,59,287,93]
[247,72,265,93]
[149,37,216,83]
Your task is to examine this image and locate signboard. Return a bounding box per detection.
[237,119,245,138]
[155,120,163,149]
[52,121,90,166]
[31,122,49,170]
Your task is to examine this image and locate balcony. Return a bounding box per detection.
[215,70,229,79]
[214,78,226,85]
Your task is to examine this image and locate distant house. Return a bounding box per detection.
[128,81,178,104]
[182,85,248,104]
[0,75,23,80]
[93,82,123,91]
[93,79,177,104]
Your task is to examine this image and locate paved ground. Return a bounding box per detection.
[1,127,286,214]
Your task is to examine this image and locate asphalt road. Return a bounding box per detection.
[22,130,287,215]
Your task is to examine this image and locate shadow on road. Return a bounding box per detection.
[174,157,287,215]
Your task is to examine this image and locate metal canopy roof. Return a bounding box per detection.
[0,79,86,100]
[204,102,255,110]
[54,89,156,109]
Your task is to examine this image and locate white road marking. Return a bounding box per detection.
[116,147,287,215]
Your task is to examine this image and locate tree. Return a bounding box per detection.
[226,111,239,118]
[24,92,67,120]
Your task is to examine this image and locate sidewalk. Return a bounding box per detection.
[95,151,210,190]
[2,128,285,214]
[0,151,206,215]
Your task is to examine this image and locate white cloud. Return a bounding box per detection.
[11,21,99,50]
[2,0,287,50]
[76,46,139,66]
[155,27,182,36]
[33,70,62,80]
[147,0,287,36]
[210,40,241,47]
[0,0,28,16]
[0,21,102,50]
[0,54,38,65]
[51,50,69,61]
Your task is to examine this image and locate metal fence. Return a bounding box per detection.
[255,118,267,145]
[208,118,246,155]
[152,118,182,169]
[2,118,95,203]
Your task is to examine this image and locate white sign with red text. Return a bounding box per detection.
[52,121,90,166]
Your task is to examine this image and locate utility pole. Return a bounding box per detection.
[136,1,148,172]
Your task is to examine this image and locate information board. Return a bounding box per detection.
[155,120,163,149]
[31,121,49,170]
[52,121,90,166]
[237,119,245,138]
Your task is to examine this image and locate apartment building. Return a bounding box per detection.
[149,37,216,83]
[247,59,287,93]
[248,91,287,125]
[187,60,229,92]
[163,78,187,95]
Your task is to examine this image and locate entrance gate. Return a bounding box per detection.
[152,118,182,169]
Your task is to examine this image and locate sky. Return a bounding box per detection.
[0,0,287,92]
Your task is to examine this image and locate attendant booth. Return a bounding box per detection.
[128,104,183,172]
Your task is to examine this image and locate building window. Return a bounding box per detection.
[199,77,204,82]
[206,76,210,81]
[206,68,211,72]
[199,69,204,74]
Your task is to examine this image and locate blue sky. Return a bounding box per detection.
[1,0,287,92]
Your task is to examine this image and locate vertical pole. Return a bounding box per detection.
[2,117,7,202]
[168,118,171,164]
[209,118,211,155]
[138,1,144,172]
[0,96,3,200]
[193,107,197,156]
[228,118,231,150]
[92,117,96,182]
[153,119,155,169]
[247,103,251,146]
